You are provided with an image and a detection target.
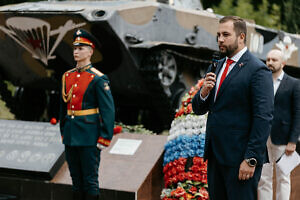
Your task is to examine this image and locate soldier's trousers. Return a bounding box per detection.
[65,145,101,195]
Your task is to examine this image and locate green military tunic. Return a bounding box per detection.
[60,65,115,147]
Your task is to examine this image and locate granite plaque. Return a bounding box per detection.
[0,119,64,180]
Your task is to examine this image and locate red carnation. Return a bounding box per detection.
[186,104,193,114]
[199,187,209,199]
[171,167,177,175]
[201,174,208,184]
[188,87,195,95]
[113,125,122,135]
[171,187,186,197]
[178,157,187,165]
[193,173,202,182]
[193,157,204,165]
[189,186,198,194]
[190,165,201,173]
[176,108,184,117]
[185,172,193,180]
[50,117,57,125]
[163,165,169,173]
[177,165,185,173]
[178,172,186,182]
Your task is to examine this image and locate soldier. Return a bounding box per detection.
[59,29,115,200]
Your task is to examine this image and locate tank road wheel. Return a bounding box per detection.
[140,49,187,132]
[157,51,177,88]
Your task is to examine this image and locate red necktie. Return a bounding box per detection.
[216,58,234,96]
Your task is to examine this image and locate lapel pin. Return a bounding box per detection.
[239,63,244,68]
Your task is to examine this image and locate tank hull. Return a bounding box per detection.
[0,1,299,131]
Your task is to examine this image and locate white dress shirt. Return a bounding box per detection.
[273,71,284,95]
[201,47,248,101]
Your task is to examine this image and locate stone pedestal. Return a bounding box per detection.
[53,133,167,200]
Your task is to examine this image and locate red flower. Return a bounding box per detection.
[190,165,201,173]
[185,172,193,180]
[197,79,204,88]
[172,176,178,184]
[165,178,172,187]
[178,158,187,165]
[198,187,209,199]
[201,174,208,184]
[171,167,177,175]
[113,125,122,135]
[186,98,192,104]
[176,165,185,173]
[186,104,193,114]
[163,165,169,173]
[50,117,57,125]
[177,172,186,182]
[189,186,198,194]
[171,187,186,197]
[188,86,195,95]
[193,157,204,166]
[177,108,184,117]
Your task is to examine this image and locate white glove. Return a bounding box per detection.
[96,143,107,150]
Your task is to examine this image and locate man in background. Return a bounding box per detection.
[258,49,300,200]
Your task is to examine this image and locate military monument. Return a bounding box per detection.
[0,0,299,132]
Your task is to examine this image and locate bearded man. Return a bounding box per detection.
[258,49,300,200]
[192,16,274,200]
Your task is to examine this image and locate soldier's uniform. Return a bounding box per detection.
[59,29,115,200]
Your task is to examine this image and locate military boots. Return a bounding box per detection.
[85,194,99,200]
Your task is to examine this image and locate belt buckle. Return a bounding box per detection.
[71,110,75,119]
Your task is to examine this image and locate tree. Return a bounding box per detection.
[283,0,300,33]
[202,0,299,34]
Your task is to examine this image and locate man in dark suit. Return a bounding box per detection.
[60,29,115,200]
[192,16,274,200]
[257,49,300,200]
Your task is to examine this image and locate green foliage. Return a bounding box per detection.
[212,0,283,31]
[283,0,300,33]
[213,0,235,16]
[116,122,156,135]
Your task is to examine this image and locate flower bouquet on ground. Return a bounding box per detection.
[113,122,155,135]
[161,79,209,200]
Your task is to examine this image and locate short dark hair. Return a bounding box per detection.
[219,16,247,44]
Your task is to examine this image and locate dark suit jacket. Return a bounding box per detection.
[192,50,274,167]
[270,73,300,145]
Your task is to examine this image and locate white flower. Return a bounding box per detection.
[275,36,298,61]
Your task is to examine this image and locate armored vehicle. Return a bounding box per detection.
[0,0,299,132]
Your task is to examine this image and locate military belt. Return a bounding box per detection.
[67,108,99,116]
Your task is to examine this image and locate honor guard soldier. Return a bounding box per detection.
[59,29,115,200]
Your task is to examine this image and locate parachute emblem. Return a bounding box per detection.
[0,17,86,65]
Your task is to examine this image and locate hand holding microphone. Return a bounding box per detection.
[200,52,220,98]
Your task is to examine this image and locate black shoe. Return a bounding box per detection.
[85,194,99,200]
[73,191,85,200]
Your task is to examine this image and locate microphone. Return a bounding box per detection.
[211,52,220,73]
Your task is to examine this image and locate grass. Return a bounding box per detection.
[0,99,15,119]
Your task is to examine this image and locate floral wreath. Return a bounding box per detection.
[161,79,209,200]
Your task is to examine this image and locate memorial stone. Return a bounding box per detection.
[0,119,64,180]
